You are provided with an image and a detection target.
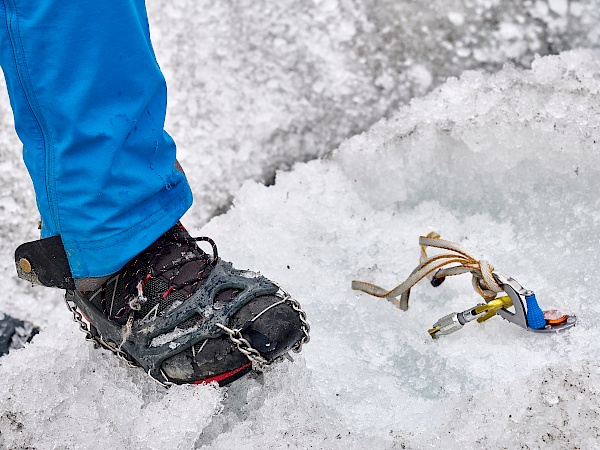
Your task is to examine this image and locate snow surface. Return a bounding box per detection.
[1,1,600,449]
[147,0,600,222]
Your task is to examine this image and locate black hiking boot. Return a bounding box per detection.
[15,223,309,386]
[0,313,39,357]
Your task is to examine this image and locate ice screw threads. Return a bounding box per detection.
[525,293,546,329]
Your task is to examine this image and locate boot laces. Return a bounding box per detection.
[106,225,219,322]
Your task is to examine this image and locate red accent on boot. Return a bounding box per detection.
[194,362,252,385]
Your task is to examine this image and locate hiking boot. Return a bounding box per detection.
[15,223,309,386]
[0,313,39,357]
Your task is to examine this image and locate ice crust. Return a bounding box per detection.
[1,1,600,448]
[147,0,600,223]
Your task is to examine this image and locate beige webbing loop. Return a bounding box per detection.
[352,232,503,310]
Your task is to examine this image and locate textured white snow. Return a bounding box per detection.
[147,0,600,222]
[1,1,600,449]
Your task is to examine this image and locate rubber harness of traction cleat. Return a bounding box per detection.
[66,258,283,383]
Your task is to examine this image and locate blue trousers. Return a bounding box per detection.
[0,0,193,278]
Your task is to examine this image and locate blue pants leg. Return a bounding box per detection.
[0,0,193,278]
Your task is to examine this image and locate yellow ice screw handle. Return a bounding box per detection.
[475,295,513,323]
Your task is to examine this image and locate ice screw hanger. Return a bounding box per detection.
[352,232,577,338]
